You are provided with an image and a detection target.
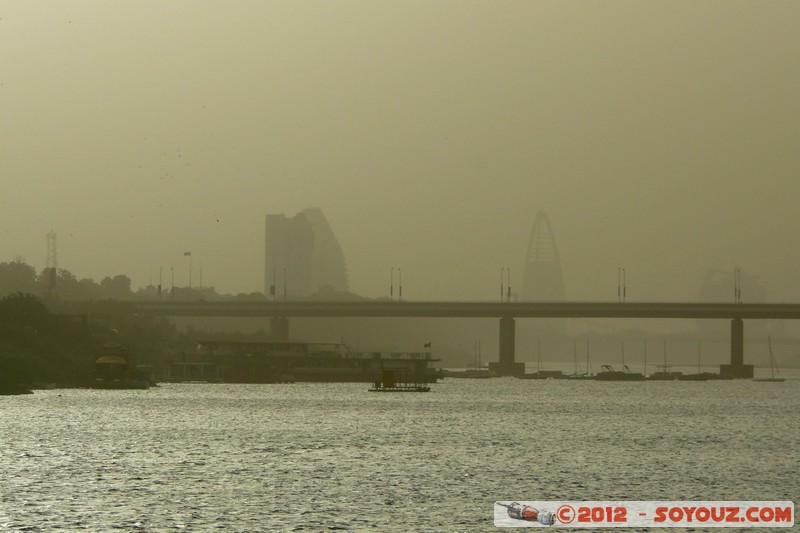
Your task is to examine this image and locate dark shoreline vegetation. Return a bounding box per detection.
[0,292,95,395]
[0,291,183,395]
[0,288,178,395]
[0,259,289,395]
[0,259,366,395]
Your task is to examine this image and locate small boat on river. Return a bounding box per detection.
[369,370,431,392]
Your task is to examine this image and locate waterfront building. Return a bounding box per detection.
[164,340,439,384]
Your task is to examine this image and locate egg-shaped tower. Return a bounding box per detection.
[520,211,565,302]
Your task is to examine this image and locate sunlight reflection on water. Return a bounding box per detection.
[2,378,798,531]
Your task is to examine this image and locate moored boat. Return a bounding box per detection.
[648,370,683,381]
[677,341,718,381]
[519,342,565,379]
[647,342,682,380]
[753,336,785,382]
[520,370,564,379]
[594,364,645,381]
[446,339,492,378]
[677,372,717,382]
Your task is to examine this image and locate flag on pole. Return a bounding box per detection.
[184,252,191,256]
[424,342,432,348]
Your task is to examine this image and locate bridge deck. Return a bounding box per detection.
[134,301,800,320]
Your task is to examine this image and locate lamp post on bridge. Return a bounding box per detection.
[734,268,742,303]
[500,267,503,301]
[184,251,192,289]
[500,267,511,302]
[390,267,403,301]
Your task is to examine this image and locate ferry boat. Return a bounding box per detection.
[369,370,431,392]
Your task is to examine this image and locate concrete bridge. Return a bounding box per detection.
[135,300,800,377]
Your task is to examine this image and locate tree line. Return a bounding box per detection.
[0,289,180,393]
[0,259,368,303]
[0,260,138,301]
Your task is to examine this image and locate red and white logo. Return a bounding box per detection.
[494,501,794,528]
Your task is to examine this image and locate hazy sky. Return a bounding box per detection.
[2,1,799,302]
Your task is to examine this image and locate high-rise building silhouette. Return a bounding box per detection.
[264,208,348,298]
[520,211,565,301]
[302,207,349,294]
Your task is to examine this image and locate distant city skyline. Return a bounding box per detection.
[9,217,772,309]
[2,2,798,303]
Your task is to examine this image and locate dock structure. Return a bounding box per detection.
[164,340,439,384]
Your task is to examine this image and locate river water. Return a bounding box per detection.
[1,376,797,532]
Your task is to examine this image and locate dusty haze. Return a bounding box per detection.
[2,1,799,302]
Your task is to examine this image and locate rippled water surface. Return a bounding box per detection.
[2,377,798,532]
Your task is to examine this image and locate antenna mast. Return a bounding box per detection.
[45,231,58,297]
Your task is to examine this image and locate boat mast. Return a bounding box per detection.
[537,341,542,373]
[768,336,776,379]
[586,341,592,376]
[697,340,702,374]
[643,341,647,378]
[573,341,578,376]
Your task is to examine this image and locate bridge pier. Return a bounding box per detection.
[270,317,289,342]
[489,317,525,376]
[720,318,753,378]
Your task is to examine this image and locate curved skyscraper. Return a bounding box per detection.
[520,211,565,301]
[265,208,349,298]
[301,207,349,294]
